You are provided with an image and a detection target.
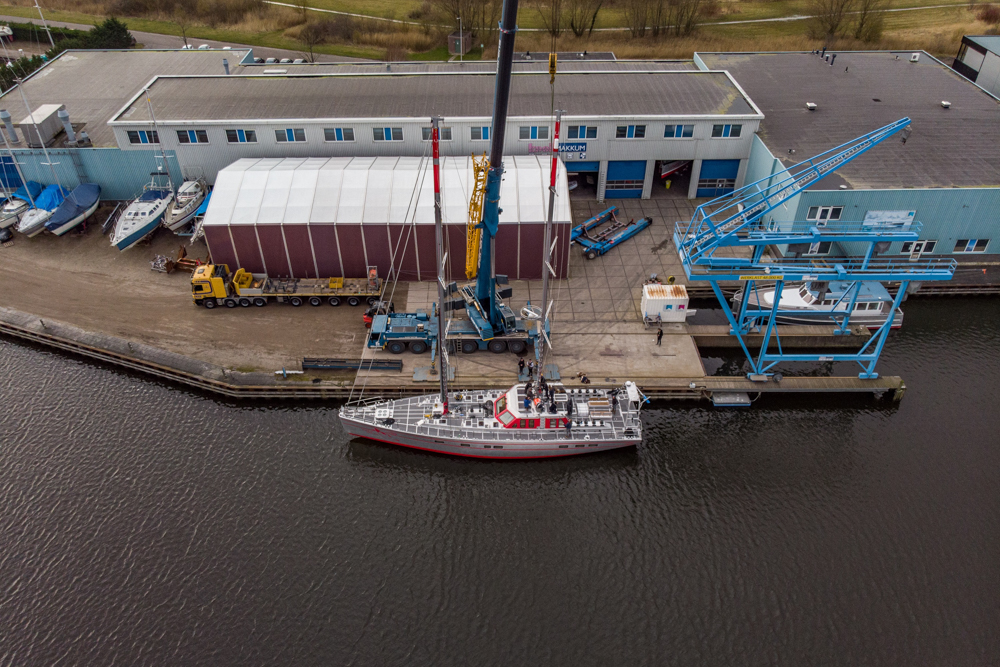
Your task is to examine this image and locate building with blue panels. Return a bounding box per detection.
[697,51,1000,273]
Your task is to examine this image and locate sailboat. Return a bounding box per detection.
[45,183,101,236]
[0,181,42,229]
[162,178,207,232]
[17,183,67,237]
[339,114,647,458]
[111,90,175,251]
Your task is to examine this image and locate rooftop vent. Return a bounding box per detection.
[806,102,817,111]
[910,53,920,62]
[941,100,951,108]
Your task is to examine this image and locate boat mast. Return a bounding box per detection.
[0,120,34,207]
[431,115,449,413]
[540,107,562,359]
[144,89,174,192]
[14,79,63,199]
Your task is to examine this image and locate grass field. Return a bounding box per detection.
[0,0,985,61]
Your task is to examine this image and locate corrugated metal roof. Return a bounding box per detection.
[700,52,1000,188]
[0,50,249,147]
[203,155,571,227]
[258,59,698,75]
[117,70,756,122]
[644,284,688,299]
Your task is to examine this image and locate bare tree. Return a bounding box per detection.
[173,5,192,47]
[298,20,328,61]
[294,0,309,22]
[430,0,503,42]
[621,0,650,37]
[853,0,888,41]
[566,0,604,37]
[809,0,856,38]
[668,0,703,36]
[531,0,563,38]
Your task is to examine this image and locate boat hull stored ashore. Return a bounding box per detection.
[45,183,101,236]
[732,280,903,330]
[0,181,42,229]
[17,184,68,237]
[111,188,173,251]
[340,383,645,459]
[162,179,206,232]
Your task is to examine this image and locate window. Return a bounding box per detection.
[806,206,843,225]
[421,127,452,141]
[954,239,989,253]
[605,179,644,190]
[711,124,743,138]
[805,241,833,255]
[126,130,159,144]
[518,125,549,140]
[176,129,209,144]
[324,127,355,142]
[697,178,736,191]
[373,127,403,141]
[225,129,257,143]
[567,125,597,139]
[901,240,937,254]
[471,126,490,141]
[275,128,306,142]
[664,124,694,138]
[615,125,646,139]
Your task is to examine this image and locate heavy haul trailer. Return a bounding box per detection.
[571,206,652,259]
[192,264,381,309]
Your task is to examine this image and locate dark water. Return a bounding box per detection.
[1,299,998,666]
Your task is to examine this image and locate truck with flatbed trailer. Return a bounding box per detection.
[191,264,382,309]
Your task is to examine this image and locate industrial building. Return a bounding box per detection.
[951,36,1000,98]
[696,51,1000,267]
[0,46,998,278]
[202,155,572,281]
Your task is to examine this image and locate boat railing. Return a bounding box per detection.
[101,202,123,235]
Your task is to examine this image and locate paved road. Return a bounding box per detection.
[0,14,367,62]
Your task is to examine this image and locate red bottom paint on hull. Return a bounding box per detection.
[340,418,638,460]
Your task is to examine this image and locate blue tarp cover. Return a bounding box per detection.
[10,181,42,203]
[195,191,212,216]
[33,184,69,211]
[45,183,101,232]
[139,188,172,202]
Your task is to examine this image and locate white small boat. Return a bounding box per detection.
[45,183,101,236]
[732,280,903,330]
[0,181,42,229]
[162,179,206,232]
[17,184,68,237]
[111,184,174,251]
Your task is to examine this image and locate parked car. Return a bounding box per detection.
[254,57,264,64]
[279,58,292,64]
[198,44,210,50]
[265,57,277,64]
[293,58,305,64]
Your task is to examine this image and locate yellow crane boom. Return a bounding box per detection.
[466,153,489,280]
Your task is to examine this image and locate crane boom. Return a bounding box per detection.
[465,153,488,280]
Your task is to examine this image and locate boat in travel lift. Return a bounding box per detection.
[0,181,42,229]
[111,180,174,251]
[45,183,101,236]
[17,184,68,237]
[732,280,904,330]
[162,179,206,232]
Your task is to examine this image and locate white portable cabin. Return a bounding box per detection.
[641,284,690,322]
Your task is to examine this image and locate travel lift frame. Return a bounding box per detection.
[673,118,957,380]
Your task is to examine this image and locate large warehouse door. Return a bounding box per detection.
[565,161,600,173]
[605,160,646,199]
[697,159,740,198]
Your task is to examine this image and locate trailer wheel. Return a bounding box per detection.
[388,341,406,354]
[224,298,237,308]
[289,297,303,307]
[367,297,378,306]
[585,249,598,260]
[328,297,341,307]
[309,296,322,307]
[488,340,507,354]
[253,298,267,307]
[410,340,427,354]
[239,298,251,308]
[507,340,526,354]
[203,299,217,310]
[347,296,361,307]
[461,340,478,354]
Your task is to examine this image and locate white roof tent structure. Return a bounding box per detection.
[203,156,572,282]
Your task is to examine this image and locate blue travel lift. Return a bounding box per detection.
[674,118,957,380]
[571,206,652,259]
